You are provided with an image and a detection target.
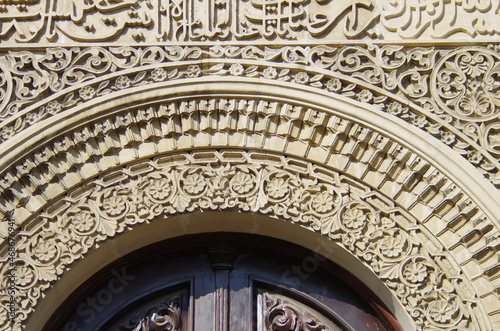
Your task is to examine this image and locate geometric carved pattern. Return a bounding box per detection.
[0,148,492,330]
[0,45,498,187]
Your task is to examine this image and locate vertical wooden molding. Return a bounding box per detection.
[209,247,237,331]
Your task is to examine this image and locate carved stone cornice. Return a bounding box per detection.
[0,148,492,330]
[0,45,499,188]
[0,0,499,44]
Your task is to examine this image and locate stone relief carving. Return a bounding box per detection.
[0,45,498,187]
[0,149,482,330]
[0,95,496,328]
[0,0,499,43]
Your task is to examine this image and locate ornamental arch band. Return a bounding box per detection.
[0,1,499,330]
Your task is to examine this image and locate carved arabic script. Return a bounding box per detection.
[0,0,499,43]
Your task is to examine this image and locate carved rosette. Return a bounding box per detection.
[432,48,500,122]
[0,150,479,330]
[0,45,498,187]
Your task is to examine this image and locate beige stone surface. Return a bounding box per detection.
[0,1,498,330]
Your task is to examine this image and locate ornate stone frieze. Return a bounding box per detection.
[0,0,499,44]
[0,45,498,187]
[0,96,497,321]
[0,149,486,330]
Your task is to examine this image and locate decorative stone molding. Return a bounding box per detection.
[0,2,498,330]
[0,45,499,187]
[0,0,499,44]
[0,149,488,330]
[0,93,498,329]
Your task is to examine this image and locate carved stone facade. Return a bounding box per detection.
[1,0,500,43]
[0,1,498,330]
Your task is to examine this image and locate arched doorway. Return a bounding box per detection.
[44,233,401,331]
[0,76,498,330]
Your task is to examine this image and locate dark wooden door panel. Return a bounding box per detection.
[49,234,400,331]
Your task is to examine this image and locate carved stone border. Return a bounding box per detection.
[0,45,499,188]
[0,149,486,330]
[0,93,498,329]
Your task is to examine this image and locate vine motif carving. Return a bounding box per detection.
[121,297,182,331]
[0,0,499,43]
[0,45,498,187]
[263,293,333,331]
[0,150,477,330]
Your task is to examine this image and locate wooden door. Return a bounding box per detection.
[48,234,400,331]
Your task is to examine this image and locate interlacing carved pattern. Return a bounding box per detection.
[263,293,333,331]
[0,150,478,330]
[0,0,498,43]
[0,45,498,187]
[123,298,182,331]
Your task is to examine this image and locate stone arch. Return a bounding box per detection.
[0,80,498,330]
[1,45,499,189]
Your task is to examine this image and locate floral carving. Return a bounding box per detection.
[147,177,172,201]
[0,150,477,330]
[151,68,168,82]
[102,194,128,217]
[185,65,201,78]
[266,177,289,200]
[231,171,255,194]
[379,234,406,259]
[13,264,35,288]
[32,240,57,263]
[78,86,96,101]
[183,172,206,195]
[432,48,500,121]
[114,75,132,90]
[70,209,96,234]
[428,300,460,325]
[311,192,337,214]
[402,261,428,284]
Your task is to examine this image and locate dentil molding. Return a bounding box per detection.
[0,45,499,188]
[0,94,498,329]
